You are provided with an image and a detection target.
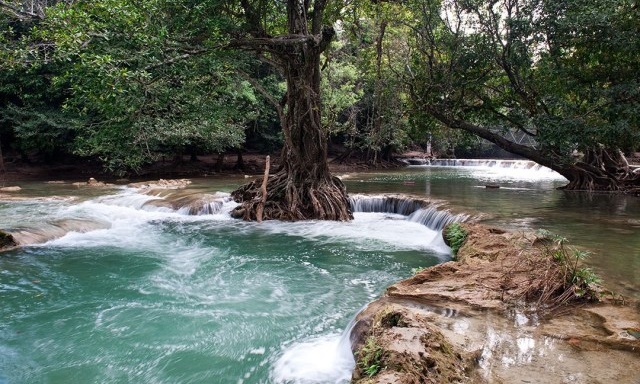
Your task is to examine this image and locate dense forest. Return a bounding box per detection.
[1,0,639,199]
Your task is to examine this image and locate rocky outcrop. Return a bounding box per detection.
[0,230,17,250]
[4,219,111,248]
[128,178,191,189]
[139,188,231,215]
[351,224,640,383]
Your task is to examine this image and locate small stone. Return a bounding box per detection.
[0,186,21,192]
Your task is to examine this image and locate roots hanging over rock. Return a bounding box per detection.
[231,169,353,221]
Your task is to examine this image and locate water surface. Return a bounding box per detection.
[1,162,639,383]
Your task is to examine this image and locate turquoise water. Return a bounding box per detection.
[0,186,446,383]
[1,162,639,383]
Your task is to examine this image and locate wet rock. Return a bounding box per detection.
[351,223,640,383]
[128,178,191,189]
[72,178,111,187]
[8,219,111,246]
[138,188,231,215]
[0,230,17,249]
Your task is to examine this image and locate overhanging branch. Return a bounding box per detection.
[425,105,571,177]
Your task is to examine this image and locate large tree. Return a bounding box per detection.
[229,0,352,221]
[2,0,353,219]
[406,0,640,193]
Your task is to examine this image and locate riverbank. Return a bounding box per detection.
[0,152,406,184]
[350,223,640,383]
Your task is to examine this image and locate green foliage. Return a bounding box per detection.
[0,0,264,173]
[411,266,426,275]
[444,223,467,257]
[357,336,384,377]
[406,0,640,166]
[3,0,635,175]
[325,3,415,160]
[321,51,362,135]
[536,229,601,300]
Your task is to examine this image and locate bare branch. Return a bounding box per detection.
[0,0,43,20]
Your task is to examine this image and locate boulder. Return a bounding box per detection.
[0,230,17,250]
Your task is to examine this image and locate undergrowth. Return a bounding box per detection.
[536,229,601,303]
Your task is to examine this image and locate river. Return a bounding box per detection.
[0,160,638,383]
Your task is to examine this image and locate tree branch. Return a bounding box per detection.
[0,0,43,20]
[311,0,328,35]
[424,105,570,177]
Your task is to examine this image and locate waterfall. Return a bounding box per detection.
[402,158,551,171]
[1,189,237,249]
[408,207,469,231]
[348,195,428,216]
[349,194,468,231]
[271,309,360,384]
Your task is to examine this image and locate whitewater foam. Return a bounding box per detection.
[270,333,354,384]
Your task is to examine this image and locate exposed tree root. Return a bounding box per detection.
[231,169,353,221]
[561,148,640,194]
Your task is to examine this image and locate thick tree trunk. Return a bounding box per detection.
[215,153,224,172]
[230,2,351,221]
[234,150,244,171]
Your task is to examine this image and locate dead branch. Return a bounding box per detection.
[256,155,270,223]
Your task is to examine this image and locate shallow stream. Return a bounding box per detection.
[1,161,638,383]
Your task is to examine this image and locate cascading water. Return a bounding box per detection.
[2,165,639,383]
[349,194,468,231]
[0,185,451,384]
[401,158,553,171]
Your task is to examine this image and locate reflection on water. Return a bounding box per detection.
[343,165,640,298]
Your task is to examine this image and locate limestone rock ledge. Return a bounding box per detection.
[351,224,640,384]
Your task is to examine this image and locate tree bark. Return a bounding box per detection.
[256,155,270,223]
[215,153,225,172]
[230,0,352,221]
